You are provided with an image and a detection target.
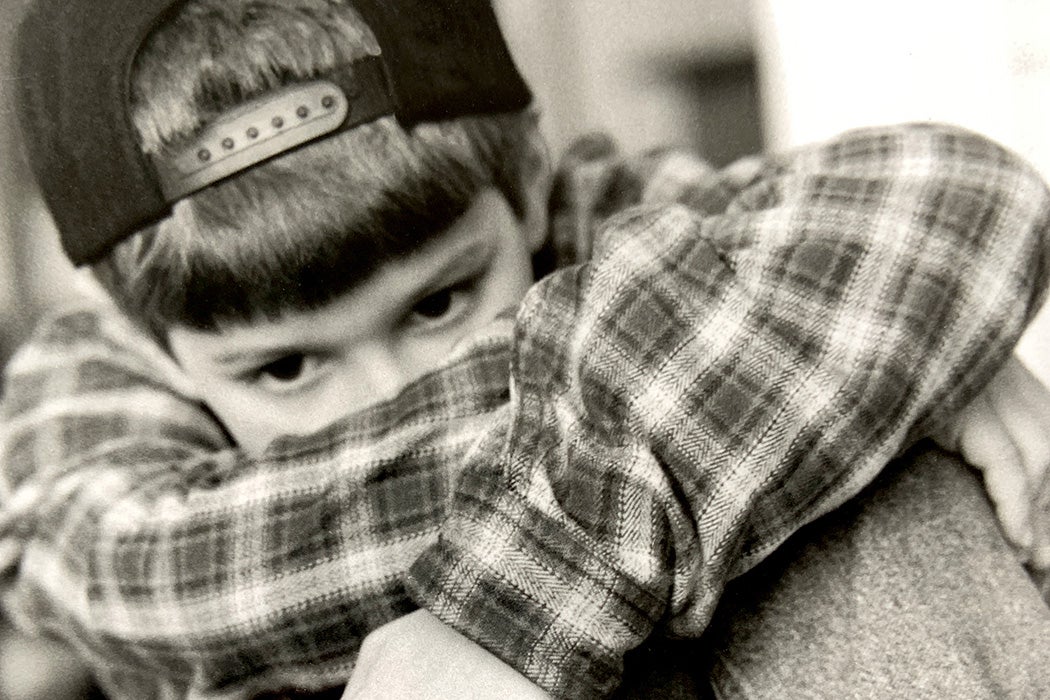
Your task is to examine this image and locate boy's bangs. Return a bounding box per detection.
[109,116,522,337]
[183,166,480,330]
[94,112,539,341]
[175,140,485,330]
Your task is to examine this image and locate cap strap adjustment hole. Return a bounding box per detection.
[153,80,351,200]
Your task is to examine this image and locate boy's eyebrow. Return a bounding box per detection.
[207,236,497,366]
[405,236,496,297]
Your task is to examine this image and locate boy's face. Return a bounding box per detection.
[168,188,544,455]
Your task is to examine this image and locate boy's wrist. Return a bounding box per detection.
[407,511,660,700]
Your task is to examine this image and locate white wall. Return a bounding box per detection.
[752,0,1050,379]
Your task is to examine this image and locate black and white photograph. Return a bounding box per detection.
[1,1,1049,698]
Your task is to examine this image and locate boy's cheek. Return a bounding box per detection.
[205,392,287,456]
[200,379,383,455]
[196,386,322,456]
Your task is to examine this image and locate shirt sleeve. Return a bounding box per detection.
[0,299,515,697]
[406,123,1050,699]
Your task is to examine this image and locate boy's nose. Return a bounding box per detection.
[350,346,412,406]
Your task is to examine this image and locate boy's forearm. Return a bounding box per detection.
[407,123,1050,699]
[0,304,513,697]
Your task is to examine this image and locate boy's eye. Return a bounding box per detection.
[243,352,325,396]
[259,353,306,382]
[408,279,480,326]
[413,289,455,319]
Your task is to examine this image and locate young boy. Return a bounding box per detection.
[4,0,1050,698]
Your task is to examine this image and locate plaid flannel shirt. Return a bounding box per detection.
[1,123,1049,699]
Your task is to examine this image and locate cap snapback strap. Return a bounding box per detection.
[152,56,395,201]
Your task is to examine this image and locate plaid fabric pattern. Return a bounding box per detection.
[1,124,1048,699]
[0,308,514,698]
[407,124,1050,697]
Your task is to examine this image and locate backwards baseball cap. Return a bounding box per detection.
[15,0,532,265]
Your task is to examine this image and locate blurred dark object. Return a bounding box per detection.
[653,49,765,167]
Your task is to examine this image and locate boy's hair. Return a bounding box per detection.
[77,0,543,340]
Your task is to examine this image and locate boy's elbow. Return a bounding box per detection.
[823,122,1046,191]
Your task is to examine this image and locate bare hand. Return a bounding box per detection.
[341,609,550,700]
[933,356,1050,569]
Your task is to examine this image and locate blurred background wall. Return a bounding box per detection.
[751,0,1050,380]
[0,0,1048,365]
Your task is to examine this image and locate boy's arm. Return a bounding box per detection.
[3,122,1046,699]
[406,123,1050,699]
[0,301,514,696]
